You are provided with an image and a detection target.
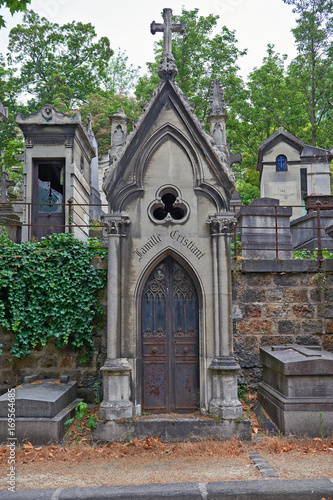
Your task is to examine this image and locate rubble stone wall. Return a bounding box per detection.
[233,260,333,386]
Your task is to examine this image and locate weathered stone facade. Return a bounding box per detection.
[1,261,333,400]
[233,260,333,386]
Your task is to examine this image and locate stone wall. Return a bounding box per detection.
[233,260,333,386]
[0,288,107,402]
[1,259,333,398]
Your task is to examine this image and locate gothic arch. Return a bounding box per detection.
[134,247,207,411]
[112,123,228,212]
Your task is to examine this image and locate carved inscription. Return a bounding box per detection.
[133,231,205,261]
[169,229,205,260]
[134,234,162,260]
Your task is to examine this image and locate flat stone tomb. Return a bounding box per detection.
[0,379,80,444]
[258,345,333,436]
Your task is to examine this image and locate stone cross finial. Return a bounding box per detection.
[0,165,15,204]
[151,8,185,80]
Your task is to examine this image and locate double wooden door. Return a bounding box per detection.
[142,258,199,413]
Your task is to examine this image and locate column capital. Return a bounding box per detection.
[102,214,131,236]
[206,213,236,235]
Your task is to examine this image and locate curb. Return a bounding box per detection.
[1,479,332,499]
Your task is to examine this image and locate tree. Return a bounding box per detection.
[101,48,140,95]
[136,9,246,121]
[6,10,113,110]
[283,0,333,146]
[0,0,31,28]
[77,92,142,156]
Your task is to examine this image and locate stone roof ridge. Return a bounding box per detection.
[258,127,305,152]
[102,79,235,191]
[208,79,226,116]
[16,104,81,125]
[301,144,333,160]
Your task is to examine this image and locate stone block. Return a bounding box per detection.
[0,379,77,418]
[292,304,315,318]
[277,321,301,335]
[246,275,273,287]
[310,288,322,302]
[258,345,333,436]
[284,289,308,302]
[240,289,266,303]
[272,274,299,287]
[266,290,284,302]
[318,302,333,318]
[322,335,333,352]
[264,305,290,319]
[325,320,333,334]
[300,320,324,335]
[243,305,261,318]
[236,320,275,335]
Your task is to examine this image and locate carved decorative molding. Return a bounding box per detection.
[41,105,53,121]
[101,214,130,236]
[148,185,190,225]
[206,213,237,235]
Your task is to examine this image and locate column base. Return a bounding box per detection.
[99,400,133,421]
[209,356,243,420]
[99,358,133,421]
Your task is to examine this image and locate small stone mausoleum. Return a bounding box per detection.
[99,8,243,426]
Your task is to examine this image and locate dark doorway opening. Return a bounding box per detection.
[32,160,65,240]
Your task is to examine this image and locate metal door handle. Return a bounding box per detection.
[152,347,158,354]
[183,347,189,353]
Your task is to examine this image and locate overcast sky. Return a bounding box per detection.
[0,0,298,80]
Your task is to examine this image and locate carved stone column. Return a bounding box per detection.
[206,213,242,420]
[99,214,133,420]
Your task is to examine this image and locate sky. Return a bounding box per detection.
[0,0,298,80]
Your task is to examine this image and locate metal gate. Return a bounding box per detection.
[142,257,199,413]
[32,160,65,240]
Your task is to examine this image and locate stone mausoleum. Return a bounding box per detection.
[98,8,243,428]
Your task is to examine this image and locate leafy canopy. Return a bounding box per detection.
[6,10,113,109]
[0,0,31,28]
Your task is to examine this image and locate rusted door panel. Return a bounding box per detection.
[143,360,167,411]
[142,258,199,413]
[174,361,200,411]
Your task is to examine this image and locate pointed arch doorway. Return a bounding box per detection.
[141,257,200,413]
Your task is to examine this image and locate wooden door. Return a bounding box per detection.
[142,258,199,413]
[32,160,65,240]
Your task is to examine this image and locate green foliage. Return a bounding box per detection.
[6,10,113,110]
[0,231,107,359]
[293,248,333,259]
[136,8,246,120]
[283,0,333,146]
[77,92,141,156]
[0,138,24,187]
[0,0,31,28]
[65,402,97,443]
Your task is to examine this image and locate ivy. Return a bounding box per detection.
[0,231,107,359]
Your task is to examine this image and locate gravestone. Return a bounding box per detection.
[237,198,293,259]
[258,345,333,436]
[0,378,80,444]
[96,8,249,441]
